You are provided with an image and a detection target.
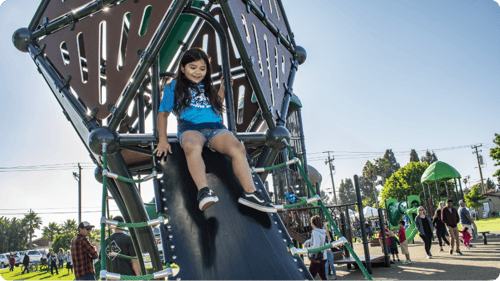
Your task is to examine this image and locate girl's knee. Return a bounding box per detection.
[183,142,203,155]
[228,141,246,156]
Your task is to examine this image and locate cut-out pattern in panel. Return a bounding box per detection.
[252,23,264,77]
[274,46,279,89]
[117,12,131,71]
[77,33,88,83]
[139,6,152,36]
[60,42,70,65]
[237,85,245,124]
[99,21,107,105]
[241,14,251,44]
[263,33,274,106]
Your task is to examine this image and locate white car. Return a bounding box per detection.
[26,250,45,262]
[0,254,8,268]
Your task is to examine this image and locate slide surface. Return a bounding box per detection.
[405,208,419,242]
[153,144,312,280]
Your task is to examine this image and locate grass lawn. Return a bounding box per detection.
[0,265,75,280]
[473,216,500,232]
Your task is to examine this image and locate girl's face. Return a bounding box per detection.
[181,59,207,84]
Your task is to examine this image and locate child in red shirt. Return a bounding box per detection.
[398,220,411,264]
[459,226,472,249]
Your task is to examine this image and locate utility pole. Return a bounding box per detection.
[472,144,485,194]
[325,151,337,204]
[73,163,82,223]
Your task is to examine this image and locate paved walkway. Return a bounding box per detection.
[308,233,500,280]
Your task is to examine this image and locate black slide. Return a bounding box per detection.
[154,143,312,280]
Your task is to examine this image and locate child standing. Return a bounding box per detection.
[155,48,276,213]
[389,230,400,262]
[459,226,472,249]
[378,226,395,264]
[397,220,411,264]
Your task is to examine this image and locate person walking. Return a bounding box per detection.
[48,249,59,275]
[458,199,476,247]
[304,215,327,280]
[21,253,30,274]
[415,206,434,259]
[8,253,15,272]
[323,222,337,280]
[66,250,73,274]
[441,199,462,255]
[58,248,65,269]
[433,206,450,252]
[104,216,141,276]
[71,221,99,280]
[458,226,472,250]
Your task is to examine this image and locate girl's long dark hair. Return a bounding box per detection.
[173,48,224,116]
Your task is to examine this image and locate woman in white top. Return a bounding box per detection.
[304,215,327,280]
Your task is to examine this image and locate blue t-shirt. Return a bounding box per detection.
[458,206,472,225]
[159,80,224,135]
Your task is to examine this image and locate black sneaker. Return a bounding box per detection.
[449,249,453,255]
[238,190,277,213]
[197,187,219,211]
[456,250,463,256]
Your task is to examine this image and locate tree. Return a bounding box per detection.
[51,232,75,252]
[383,149,400,179]
[490,133,500,178]
[374,158,390,186]
[409,149,419,162]
[42,222,61,241]
[464,183,487,211]
[381,161,429,203]
[338,179,356,210]
[24,210,42,249]
[421,150,438,164]
[359,176,377,207]
[60,219,78,235]
[485,178,495,192]
[362,160,379,203]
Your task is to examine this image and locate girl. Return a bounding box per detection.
[57,248,64,269]
[154,48,275,213]
[459,226,472,249]
[65,250,73,274]
[415,207,434,259]
[304,215,327,280]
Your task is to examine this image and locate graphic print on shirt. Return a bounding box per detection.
[105,240,121,261]
[191,86,212,109]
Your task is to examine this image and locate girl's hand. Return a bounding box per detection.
[154,140,172,157]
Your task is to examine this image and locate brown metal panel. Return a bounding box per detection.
[36,0,92,27]
[249,0,291,41]
[39,0,175,121]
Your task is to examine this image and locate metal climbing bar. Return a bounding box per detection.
[283,140,373,280]
[252,157,300,173]
[101,142,109,279]
[100,268,173,280]
[290,237,348,256]
[102,217,166,229]
[103,169,157,183]
[274,194,324,211]
[108,252,137,260]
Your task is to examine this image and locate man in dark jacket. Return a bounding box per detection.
[441,199,462,255]
[22,253,30,274]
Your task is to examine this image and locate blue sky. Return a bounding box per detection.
[0,0,499,238]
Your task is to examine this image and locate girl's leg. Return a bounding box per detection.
[181,131,208,190]
[209,132,255,193]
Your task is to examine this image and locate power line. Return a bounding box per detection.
[0,163,94,172]
[0,210,120,216]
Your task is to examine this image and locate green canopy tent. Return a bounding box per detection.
[420,161,464,208]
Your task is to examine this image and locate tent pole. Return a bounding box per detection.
[454,178,460,202]
[445,181,450,199]
[435,181,440,202]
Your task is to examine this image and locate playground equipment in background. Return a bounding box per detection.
[385,195,421,242]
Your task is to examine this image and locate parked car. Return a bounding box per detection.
[26,249,45,262]
[0,253,8,268]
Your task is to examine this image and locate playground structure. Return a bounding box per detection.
[385,195,420,242]
[13,0,373,279]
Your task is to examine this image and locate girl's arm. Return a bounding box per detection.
[217,76,233,103]
[154,111,172,157]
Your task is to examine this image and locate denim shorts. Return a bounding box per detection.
[179,127,230,152]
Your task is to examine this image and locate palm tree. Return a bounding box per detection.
[60,219,78,235]
[362,160,379,204]
[42,222,61,242]
[24,211,42,249]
